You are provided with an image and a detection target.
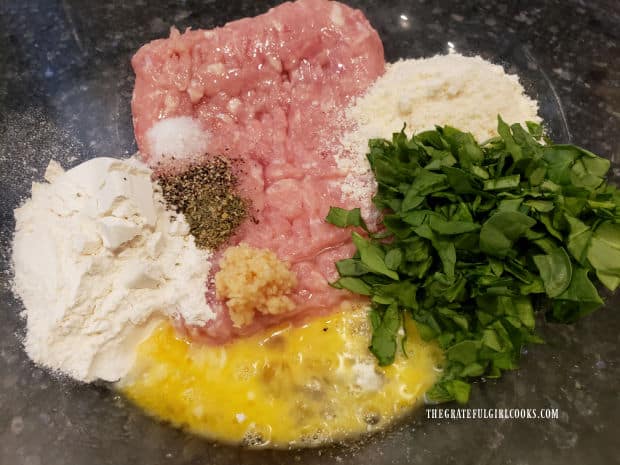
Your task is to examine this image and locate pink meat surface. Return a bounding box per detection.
[131,0,384,342]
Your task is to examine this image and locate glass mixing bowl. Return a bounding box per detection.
[1,1,618,464]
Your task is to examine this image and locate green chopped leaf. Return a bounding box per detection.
[543,146,578,185]
[483,175,521,191]
[335,258,370,277]
[369,304,401,365]
[352,232,399,280]
[532,247,573,298]
[434,238,456,277]
[550,268,603,322]
[524,200,555,213]
[430,379,472,404]
[479,211,536,257]
[374,281,418,308]
[443,166,482,194]
[587,222,620,291]
[450,379,472,404]
[510,296,536,329]
[437,306,469,330]
[497,198,523,212]
[497,116,523,161]
[384,248,403,270]
[402,170,448,211]
[526,121,544,139]
[597,272,620,292]
[331,277,372,295]
[325,207,368,230]
[447,340,480,365]
[482,329,503,351]
[428,216,480,235]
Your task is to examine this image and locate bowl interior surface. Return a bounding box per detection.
[0,1,618,464]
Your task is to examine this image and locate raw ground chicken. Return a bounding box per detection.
[131,0,384,342]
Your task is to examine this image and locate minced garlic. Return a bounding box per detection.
[215,244,297,327]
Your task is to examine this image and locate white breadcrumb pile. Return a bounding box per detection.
[336,53,541,218]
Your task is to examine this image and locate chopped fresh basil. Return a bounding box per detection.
[326,206,368,231]
[327,117,619,403]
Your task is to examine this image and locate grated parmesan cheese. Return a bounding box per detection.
[336,53,541,217]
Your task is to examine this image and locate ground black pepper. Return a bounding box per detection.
[158,157,248,250]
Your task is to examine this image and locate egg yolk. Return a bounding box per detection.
[119,307,441,447]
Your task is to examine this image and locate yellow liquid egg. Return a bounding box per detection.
[119,307,441,448]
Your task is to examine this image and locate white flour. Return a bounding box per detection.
[11,157,214,382]
[337,53,541,216]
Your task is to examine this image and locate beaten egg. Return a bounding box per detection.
[120,307,441,447]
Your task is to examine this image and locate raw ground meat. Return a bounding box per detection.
[131,0,384,342]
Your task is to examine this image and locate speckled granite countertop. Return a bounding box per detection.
[0,1,618,464]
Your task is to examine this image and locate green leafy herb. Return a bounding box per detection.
[369,304,401,365]
[326,206,368,231]
[479,211,536,258]
[351,232,400,280]
[532,247,572,297]
[328,117,619,403]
